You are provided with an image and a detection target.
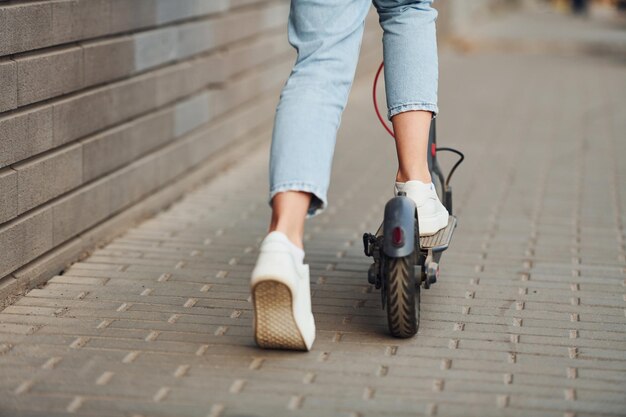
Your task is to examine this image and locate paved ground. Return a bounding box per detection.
[1,10,626,417]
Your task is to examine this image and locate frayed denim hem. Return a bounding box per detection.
[269,182,328,219]
[388,103,439,120]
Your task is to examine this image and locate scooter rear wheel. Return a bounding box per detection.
[386,255,420,338]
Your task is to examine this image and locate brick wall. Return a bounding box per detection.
[0,0,382,303]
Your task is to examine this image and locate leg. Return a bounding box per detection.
[269,191,310,249]
[392,110,433,183]
[374,0,448,235]
[373,0,438,183]
[268,0,372,247]
[252,0,372,351]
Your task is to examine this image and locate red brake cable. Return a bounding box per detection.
[372,61,395,139]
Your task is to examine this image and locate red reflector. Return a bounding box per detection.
[391,226,404,246]
[431,143,436,157]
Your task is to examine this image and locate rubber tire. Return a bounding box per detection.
[386,255,420,338]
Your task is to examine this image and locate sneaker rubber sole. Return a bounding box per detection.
[418,213,449,237]
[252,279,307,351]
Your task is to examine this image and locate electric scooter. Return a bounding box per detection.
[362,63,464,338]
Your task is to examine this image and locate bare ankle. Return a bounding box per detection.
[268,226,304,249]
[395,171,432,183]
[268,191,310,249]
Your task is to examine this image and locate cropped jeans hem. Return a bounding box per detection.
[269,182,327,219]
[388,102,439,120]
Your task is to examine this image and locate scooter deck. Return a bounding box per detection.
[420,216,456,252]
[375,215,456,252]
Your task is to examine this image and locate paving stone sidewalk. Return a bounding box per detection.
[1,11,626,417]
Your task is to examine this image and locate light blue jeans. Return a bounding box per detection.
[269,0,438,217]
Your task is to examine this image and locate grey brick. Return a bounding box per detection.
[212,9,260,46]
[51,178,111,246]
[83,107,177,183]
[0,207,53,278]
[176,20,217,60]
[155,0,228,25]
[53,68,181,148]
[230,0,269,7]
[214,4,289,47]
[82,36,135,86]
[108,0,157,33]
[14,143,83,214]
[188,53,228,89]
[174,92,211,137]
[213,57,291,118]
[260,3,290,29]
[153,135,195,184]
[129,108,175,157]
[52,87,113,147]
[82,108,176,184]
[0,275,21,306]
[68,44,226,146]
[12,237,84,289]
[50,0,110,45]
[0,105,53,168]
[196,0,230,16]
[81,125,132,182]
[154,64,191,107]
[133,27,178,72]
[16,46,83,107]
[108,155,160,212]
[109,72,158,122]
[222,93,276,141]
[0,167,17,224]
[183,93,274,165]
[0,58,17,113]
[227,32,290,77]
[0,2,53,56]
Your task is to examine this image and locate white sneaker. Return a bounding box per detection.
[250,231,315,351]
[394,180,449,236]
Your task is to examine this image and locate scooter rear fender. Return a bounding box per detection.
[383,196,417,258]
